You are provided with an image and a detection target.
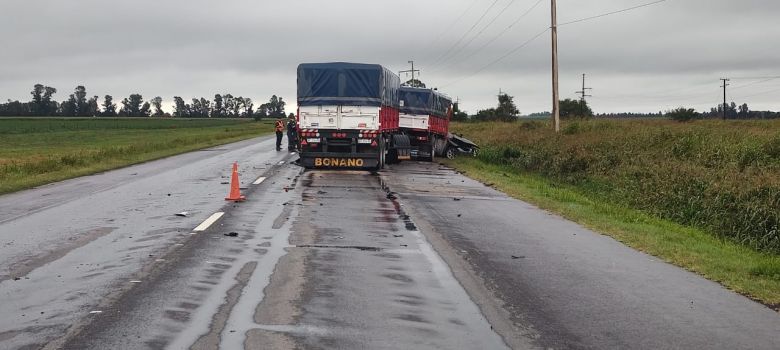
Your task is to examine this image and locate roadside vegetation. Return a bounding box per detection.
[0,118,274,194]
[447,119,780,307]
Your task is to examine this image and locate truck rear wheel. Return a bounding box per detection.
[376,138,386,170]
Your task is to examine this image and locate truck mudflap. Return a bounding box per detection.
[299,152,380,169]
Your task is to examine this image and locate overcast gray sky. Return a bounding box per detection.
[1,0,779,114]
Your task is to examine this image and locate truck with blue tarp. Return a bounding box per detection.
[296,62,404,169]
[397,87,453,161]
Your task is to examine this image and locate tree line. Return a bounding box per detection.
[0,84,288,119]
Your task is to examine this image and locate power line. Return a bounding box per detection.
[731,77,780,90]
[429,0,502,66]
[440,27,550,88]
[436,0,520,68]
[729,76,780,80]
[422,0,482,62]
[558,0,668,27]
[431,0,544,73]
[734,86,780,99]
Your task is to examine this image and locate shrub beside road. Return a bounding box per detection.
[0,118,274,194]
[448,119,780,307]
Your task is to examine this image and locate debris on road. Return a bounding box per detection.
[224,232,239,237]
[393,234,404,238]
[511,255,525,259]
[175,211,189,217]
[453,197,461,201]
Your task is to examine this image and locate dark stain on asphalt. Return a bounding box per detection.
[382,273,414,284]
[178,302,199,310]
[396,314,430,324]
[296,244,382,252]
[164,309,191,323]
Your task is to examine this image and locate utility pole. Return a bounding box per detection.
[551,0,560,132]
[720,78,730,120]
[575,73,592,117]
[399,60,421,87]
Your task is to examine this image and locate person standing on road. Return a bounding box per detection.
[287,115,299,152]
[275,117,285,151]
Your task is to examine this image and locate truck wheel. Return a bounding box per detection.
[446,147,456,159]
[377,139,386,170]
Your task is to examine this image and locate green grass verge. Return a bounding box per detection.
[0,118,275,194]
[445,157,780,309]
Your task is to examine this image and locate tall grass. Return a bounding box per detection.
[452,119,780,254]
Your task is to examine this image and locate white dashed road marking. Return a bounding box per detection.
[253,176,267,185]
[193,212,224,232]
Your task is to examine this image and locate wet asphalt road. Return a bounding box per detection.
[0,136,778,349]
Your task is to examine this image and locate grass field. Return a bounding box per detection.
[447,119,780,307]
[0,118,274,194]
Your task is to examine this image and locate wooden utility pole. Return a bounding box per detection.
[551,0,560,132]
[399,61,421,87]
[720,78,730,120]
[576,73,592,117]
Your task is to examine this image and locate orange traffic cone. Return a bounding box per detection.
[225,162,246,202]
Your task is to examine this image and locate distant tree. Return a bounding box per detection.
[243,98,254,117]
[173,96,189,117]
[30,84,45,115]
[254,103,268,120]
[61,94,78,116]
[496,93,519,121]
[151,96,164,116]
[267,95,286,117]
[212,94,224,117]
[42,86,57,115]
[738,103,749,119]
[74,86,88,116]
[559,98,593,119]
[102,95,116,116]
[191,98,210,118]
[86,96,100,116]
[140,102,151,117]
[666,107,699,122]
[474,108,498,121]
[121,94,144,117]
[402,78,426,88]
[222,94,238,117]
[475,93,518,122]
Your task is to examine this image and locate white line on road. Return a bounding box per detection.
[253,176,267,185]
[193,212,224,232]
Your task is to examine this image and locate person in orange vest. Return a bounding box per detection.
[274,117,285,151]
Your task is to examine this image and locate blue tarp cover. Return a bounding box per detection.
[399,87,452,118]
[297,62,400,107]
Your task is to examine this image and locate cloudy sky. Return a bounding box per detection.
[1,0,779,114]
